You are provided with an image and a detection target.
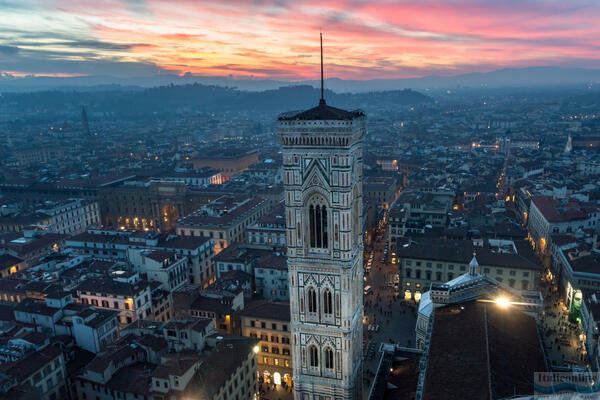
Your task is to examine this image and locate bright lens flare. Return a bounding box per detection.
[496,297,510,307]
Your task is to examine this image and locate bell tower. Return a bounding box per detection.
[278,34,365,400]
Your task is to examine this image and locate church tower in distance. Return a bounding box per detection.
[277,35,365,400]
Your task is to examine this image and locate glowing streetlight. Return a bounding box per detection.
[253,345,259,354]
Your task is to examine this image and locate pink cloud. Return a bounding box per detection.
[7,0,600,79]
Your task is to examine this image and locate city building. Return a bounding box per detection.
[247,201,286,249]
[278,91,365,398]
[0,229,67,266]
[187,335,260,400]
[254,253,288,301]
[240,300,292,386]
[191,150,259,181]
[416,299,546,399]
[184,288,245,334]
[527,195,598,262]
[127,249,189,292]
[13,292,120,353]
[74,272,153,326]
[0,198,100,234]
[0,342,67,400]
[363,175,403,211]
[387,189,454,248]
[66,229,215,287]
[99,179,220,231]
[396,238,542,300]
[0,251,26,278]
[176,195,270,254]
[551,238,600,318]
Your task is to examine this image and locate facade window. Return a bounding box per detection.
[323,289,333,315]
[307,288,317,313]
[309,204,328,248]
[324,347,334,369]
[309,345,319,367]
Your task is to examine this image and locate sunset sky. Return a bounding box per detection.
[1,0,600,80]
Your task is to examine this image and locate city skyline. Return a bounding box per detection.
[2,0,600,80]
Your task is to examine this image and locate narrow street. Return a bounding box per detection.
[538,275,589,369]
[362,230,416,397]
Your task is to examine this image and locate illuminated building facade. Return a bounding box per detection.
[279,94,365,399]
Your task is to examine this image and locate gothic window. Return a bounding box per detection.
[323,289,333,315]
[307,287,317,313]
[309,345,319,367]
[352,185,360,245]
[308,198,328,249]
[324,347,334,369]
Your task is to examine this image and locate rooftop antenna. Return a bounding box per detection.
[320,31,325,104]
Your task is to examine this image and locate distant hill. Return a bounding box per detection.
[1,84,433,119]
[2,66,600,93]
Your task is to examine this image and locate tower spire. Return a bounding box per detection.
[320,31,325,105]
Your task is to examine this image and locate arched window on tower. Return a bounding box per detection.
[323,289,333,315]
[309,345,319,367]
[352,185,361,246]
[307,287,317,313]
[324,347,334,369]
[308,198,328,249]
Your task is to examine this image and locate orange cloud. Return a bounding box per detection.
[3,0,600,79]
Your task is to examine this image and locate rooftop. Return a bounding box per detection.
[423,300,546,399]
[278,99,364,121]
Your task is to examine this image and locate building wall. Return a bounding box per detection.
[255,268,289,301]
[241,315,292,385]
[279,116,365,400]
[78,287,152,326]
[191,151,259,180]
[176,202,269,254]
[22,352,67,400]
[399,257,539,300]
[212,350,259,400]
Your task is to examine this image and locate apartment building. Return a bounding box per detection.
[396,238,542,301]
[176,195,270,254]
[74,272,153,326]
[239,300,292,387]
